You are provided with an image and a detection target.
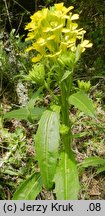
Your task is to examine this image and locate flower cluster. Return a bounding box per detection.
[25,3,92,63]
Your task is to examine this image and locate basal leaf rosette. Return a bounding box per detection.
[25,3,92,63]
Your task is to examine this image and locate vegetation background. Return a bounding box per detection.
[0,0,105,199]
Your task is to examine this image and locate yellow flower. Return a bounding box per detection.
[62,28,70,33]
[45,50,62,58]
[43,27,52,33]
[32,42,46,56]
[54,3,64,11]
[63,6,74,15]
[50,24,63,32]
[25,3,92,63]
[37,38,47,46]
[80,40,93,52]
[32,54,42,63]
[71,14,79,20]
[55,3,74,14]
[31,8,48,22]
[47,35,56,41]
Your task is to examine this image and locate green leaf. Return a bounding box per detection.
[4,87,44,121]
[54,152,80,199]
[28,87,43,111]
[79,156,105,168]
[35,110,60,189]
[4,107,45,121]
[30,107,46,120]
[4,108,29,120]
[50,104,61,113]
[96,166,105,175]
[61,70,72,82]
[68,91,96,118]
[71,132,87,138]
[12,173,42,200]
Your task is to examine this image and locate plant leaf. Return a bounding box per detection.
[96,166,105,175]
[71,132,87,138]
[68,91,96,118]
[54,152,80,199]
[61,70,72,82]
[3,107,45,121]
[27,86,44,111]
[30,107,46,120]
[35,110,60,189]
[79,156,105,168]
[4,108,29,120]
[12,173,42,200]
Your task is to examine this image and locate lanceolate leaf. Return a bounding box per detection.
[4,107,45,121]
[27,86,44,111]
[54,152,80,199]
[12,173,42,200]
[4,108,29,120]
[79,156,105,168]
[68,91,96,118]
[35,110,60,189]
[96,166,105,175]
[61,70,72,82]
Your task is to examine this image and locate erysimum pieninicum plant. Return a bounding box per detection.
[4,3,96,200]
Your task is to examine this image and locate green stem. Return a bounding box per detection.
[60,74,73,154]
[60,74,77,197]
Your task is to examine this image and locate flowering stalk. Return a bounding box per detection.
[24,2,93,199]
